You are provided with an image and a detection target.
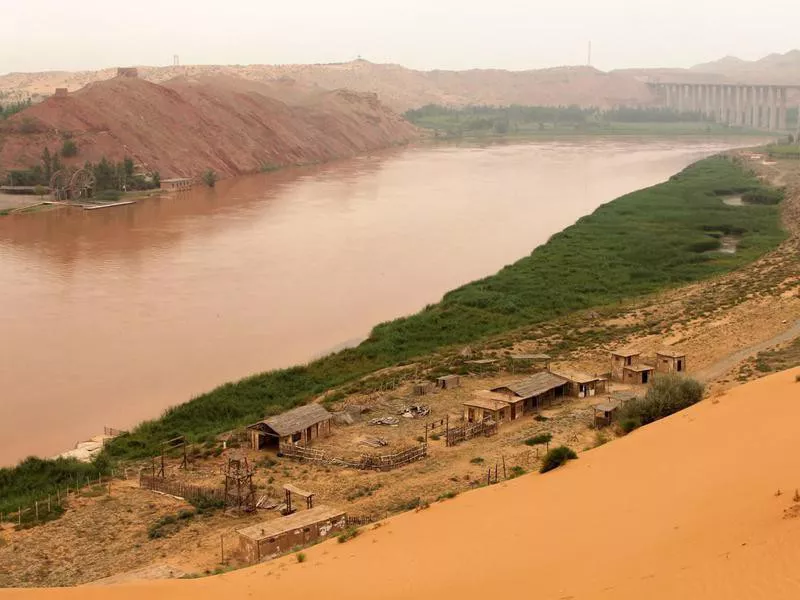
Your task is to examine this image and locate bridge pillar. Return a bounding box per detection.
[720,86,729,124]
[768,87,778,131]
[735,86,744,126]
[750,86,759,128]
[778,87,787,131]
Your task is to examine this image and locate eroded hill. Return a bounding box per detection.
[0,74,418,178]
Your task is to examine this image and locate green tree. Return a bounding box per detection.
[152,171,161,188]
[93,158,115,191]
[61,139,78,158]
[123,156,134,178]
[41,147,52,182]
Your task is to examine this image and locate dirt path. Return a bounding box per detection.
[696,318,800,383]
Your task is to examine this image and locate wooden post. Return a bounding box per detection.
[221,534,225,564]
[57,488,61,506]
[18,508,21,526]
[48,495,51,513]
[502,456,507,480]
[494,464,498,484]
[35,501,39,521]
[487,468,491,486]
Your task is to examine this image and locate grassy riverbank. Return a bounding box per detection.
[0,154,787,513]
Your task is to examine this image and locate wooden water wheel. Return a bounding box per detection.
[68,168,96,200]
[49,169,69,201]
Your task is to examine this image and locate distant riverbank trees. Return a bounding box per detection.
[0,98,31,120]
[404,104,747,136]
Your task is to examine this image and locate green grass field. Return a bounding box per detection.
[0,154,787,514]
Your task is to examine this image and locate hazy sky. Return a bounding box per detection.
[2,0,797,74]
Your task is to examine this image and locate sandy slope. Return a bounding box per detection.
[6,368,800,598]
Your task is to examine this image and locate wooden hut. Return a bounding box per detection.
[463,396,509,424]
[490,371,569,413]
[248,404,333,451]
[161,178,193,192]
[508,353,552,373]
[236,506,346,563]
[592,402,620,428]
[656,350,687,374]
[437,374,461,390]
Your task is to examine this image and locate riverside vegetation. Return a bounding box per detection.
[0,154,787,513]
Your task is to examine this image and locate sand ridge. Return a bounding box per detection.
[5,368,799,598]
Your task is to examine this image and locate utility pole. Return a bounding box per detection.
[587,41,592,67]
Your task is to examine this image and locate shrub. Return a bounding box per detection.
[742,188,784,205]
[524,433,552,447]
[61,139,78,157]
[534,415,549,422]
[436,491,457,501]
[337,527,360,543]
[540,446,577,473]
[97,189,121,202]
[469,457,484,464]
[509,465,526,479]
[202,169,217,187]
[296,552,306,563]
[616,375,704,427]
[618,418,641,435]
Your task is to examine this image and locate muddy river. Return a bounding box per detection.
[0,138,764,464]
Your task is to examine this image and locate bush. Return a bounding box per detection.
[296,552,306,563]
[509,465,526,479]
[742,188,784,205]
[61,139,78,158]
[202,169,217,188]
[618,418,641,435]
[524,433,552,447]
[469,457,484,464]
[337,527,360,543]
[540,446,577,473]
[616,375,704,427]
[97,189,121,202]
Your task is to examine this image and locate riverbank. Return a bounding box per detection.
[0,151,787,515]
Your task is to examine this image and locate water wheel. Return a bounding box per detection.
[68,168,96,200]
[49,169,69,201]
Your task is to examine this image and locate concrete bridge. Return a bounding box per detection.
[648,82,800,131]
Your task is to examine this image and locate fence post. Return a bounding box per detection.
[18,507,21,526]
[35,501,39,521]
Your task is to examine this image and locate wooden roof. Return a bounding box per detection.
[611,349,641,357]
[475,390,523,405]
[236,506,345,541]
[592,402,620,413]
[249,404,332,437]
[509,354,551,361]
[611,390,640,403]
[283,483,314,499]
[463,397,509,412]
[624,364,655,373]
[437,374,461,381]
[465,359,499,365]
[492,371,568,399]
[549,368,601,385]
[657,349,686,358]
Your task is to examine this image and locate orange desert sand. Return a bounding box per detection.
[6,368,800,599]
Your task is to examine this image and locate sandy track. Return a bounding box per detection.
[6,368,800,599]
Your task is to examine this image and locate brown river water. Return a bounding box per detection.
[0,138,764,464]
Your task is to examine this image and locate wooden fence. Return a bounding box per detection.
[279,443,428,472]
[445,419,497,447]
[139,474,224,503]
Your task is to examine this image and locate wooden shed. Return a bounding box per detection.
[463,396,509,424]
[508,353,552,373]
[236,505,346,563]
[592,402,620,428]
[550,368,607,398]
[611,349,643,381]
[656,350,687,374]
[248,404,333,450]
[437,374,461,390]
[161,178,193,192]
[491,371,569,414]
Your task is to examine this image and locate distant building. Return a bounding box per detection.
[490,371,569,414]
[54,88,68,98]
[236,505,346,563]
[656,350,687,374]
[549,368,607,398]
[463,394,510,424]
[116,67,138,78]
[248,404,333,450]
[610,349,641,382]
[436,374,461,389]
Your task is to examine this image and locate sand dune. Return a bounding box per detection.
[6,368,800,598]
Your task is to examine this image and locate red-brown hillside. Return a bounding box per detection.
[0,75,418,178]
